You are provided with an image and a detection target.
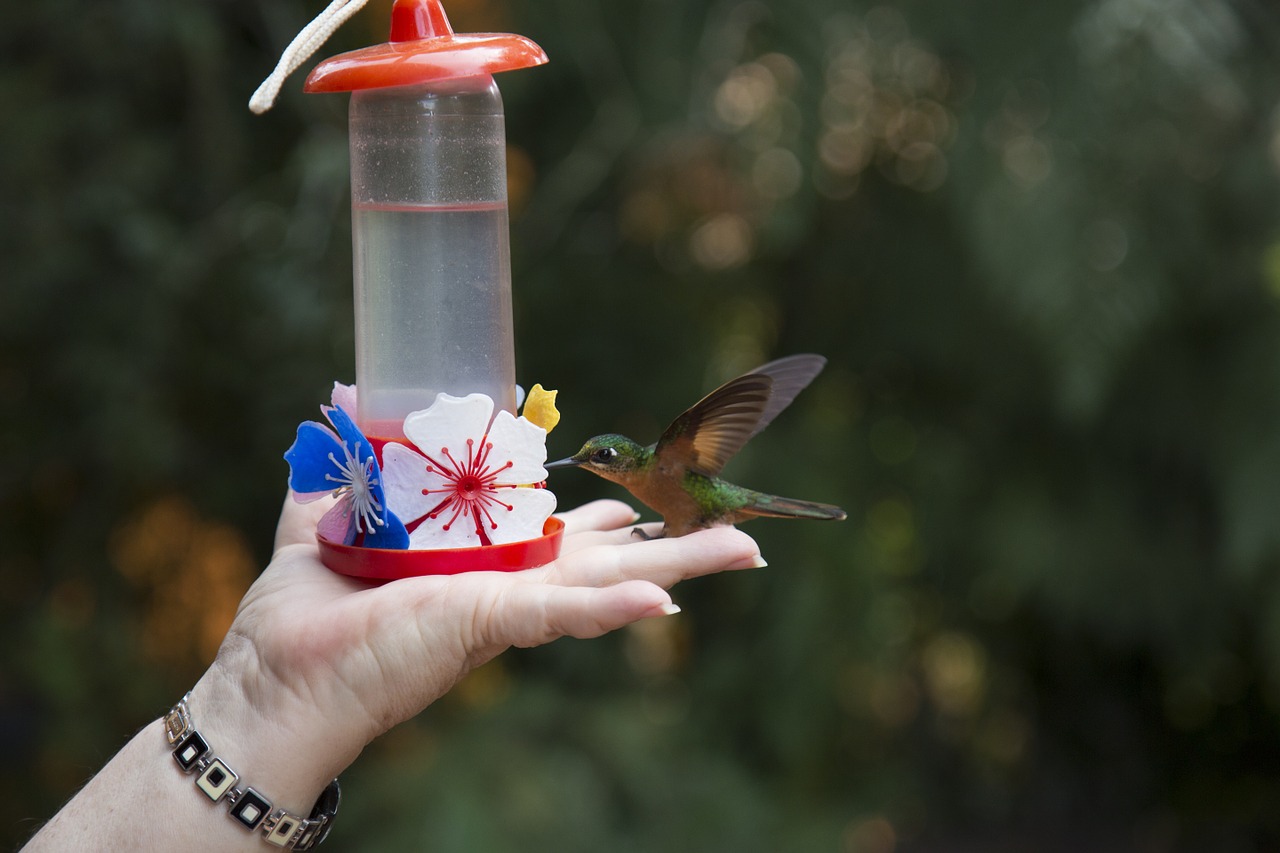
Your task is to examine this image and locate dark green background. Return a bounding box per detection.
[5,0,1280,849]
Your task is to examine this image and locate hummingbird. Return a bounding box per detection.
[546,354,847,538]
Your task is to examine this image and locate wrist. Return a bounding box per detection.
[188,654,362,813]
[166,688,342,850]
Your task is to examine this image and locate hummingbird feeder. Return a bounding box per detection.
[276,0,564,580]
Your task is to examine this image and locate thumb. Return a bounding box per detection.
[274,492,336,553]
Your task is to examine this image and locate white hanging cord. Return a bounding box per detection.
[248,0,372,114]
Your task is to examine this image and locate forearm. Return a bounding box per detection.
[25,668,345,852]
[25,717,270,852]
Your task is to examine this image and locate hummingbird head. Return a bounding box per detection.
[545,434,649,482]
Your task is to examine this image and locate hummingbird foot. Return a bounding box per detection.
[630,526,662,541]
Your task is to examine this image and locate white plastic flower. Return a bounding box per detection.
[382,393,557,549]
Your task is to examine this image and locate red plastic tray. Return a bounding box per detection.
[318,517,564,581]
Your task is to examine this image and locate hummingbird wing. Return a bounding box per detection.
[654,354,827,477]
[741,354,828,441]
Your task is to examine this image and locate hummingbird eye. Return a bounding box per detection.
[591,447,619,464]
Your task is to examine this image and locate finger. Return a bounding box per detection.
[555,500,642,536]
[274,493,336,553]
[559,522,664,554]
[479,579,676,649]
[544,526,765,590]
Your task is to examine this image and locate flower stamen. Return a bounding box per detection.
[321,444,387,534]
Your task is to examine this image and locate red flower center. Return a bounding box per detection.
[412,436,516,544]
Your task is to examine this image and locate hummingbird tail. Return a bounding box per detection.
[743,494,847,522]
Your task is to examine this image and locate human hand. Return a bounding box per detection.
[188,495,764,812]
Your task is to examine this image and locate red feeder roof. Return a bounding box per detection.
[304,0,547,94]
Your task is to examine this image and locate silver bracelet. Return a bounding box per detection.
[164,693,340,850]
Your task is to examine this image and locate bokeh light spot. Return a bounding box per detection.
[752,147,803,199]
[109,498,255,669]
[843,815,897,853]
[1002,135,1053,187]
[714,63,779,130]
[1083,218,1130,272]
[921,632,987,716]
[690,213,754,269]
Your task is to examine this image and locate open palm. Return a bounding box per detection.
[193,495,764,799]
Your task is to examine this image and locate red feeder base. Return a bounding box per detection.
[318,517,564,581]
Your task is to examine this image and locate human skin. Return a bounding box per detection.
[24,496,764,851]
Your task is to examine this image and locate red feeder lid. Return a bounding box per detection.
[303,0,547,93]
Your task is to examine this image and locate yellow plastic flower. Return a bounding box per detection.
[522,384,560,433]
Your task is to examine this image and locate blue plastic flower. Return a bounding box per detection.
[284,404,409,549]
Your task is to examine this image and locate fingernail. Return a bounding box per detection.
[630,511,643,524]
[750,554,768,568]
[659,603,681,616]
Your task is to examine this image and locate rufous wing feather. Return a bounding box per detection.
[654,374,773,475]
[654,354,827,477]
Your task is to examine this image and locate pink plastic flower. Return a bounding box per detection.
[382,393,556,549]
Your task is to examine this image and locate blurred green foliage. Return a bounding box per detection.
[5,0,1280,849]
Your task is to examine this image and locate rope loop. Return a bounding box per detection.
[249,0,372,114]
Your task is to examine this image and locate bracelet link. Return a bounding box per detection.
[163,708,189,744]
[294,817,327,851]
[195,758,240,802]
[229,787,273,831]
[263,809,304,847]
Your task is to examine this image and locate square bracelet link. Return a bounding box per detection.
[166,693,340,851]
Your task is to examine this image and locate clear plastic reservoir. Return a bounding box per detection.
[348,74,516,439]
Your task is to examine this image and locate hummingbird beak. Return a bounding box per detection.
[544,456,582,470]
